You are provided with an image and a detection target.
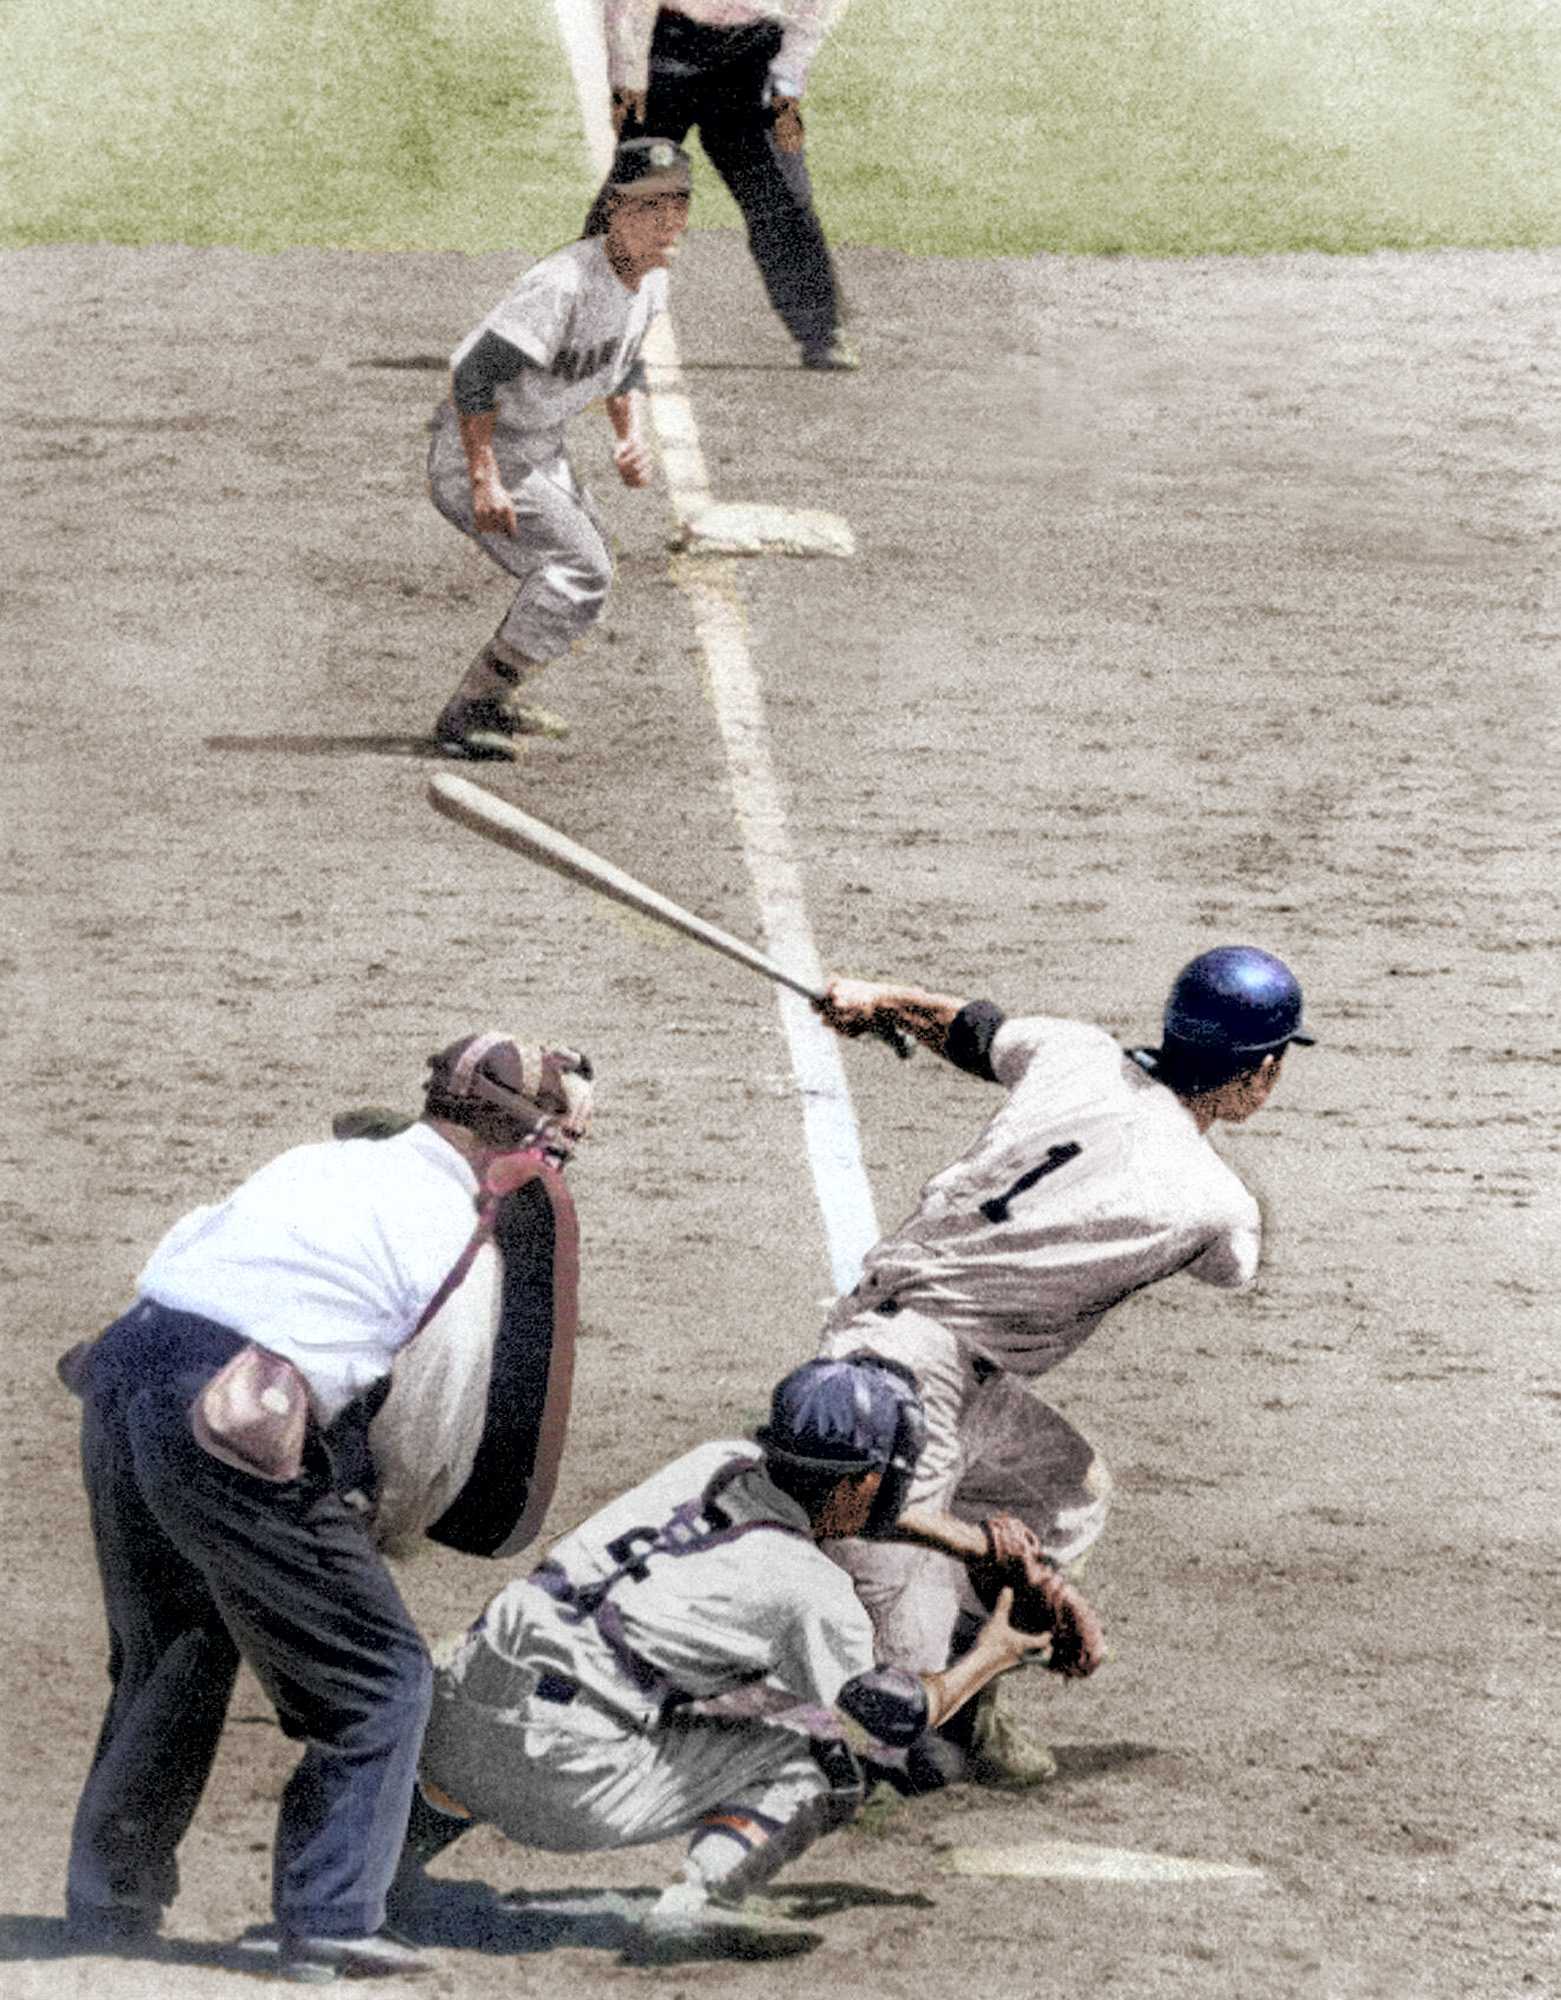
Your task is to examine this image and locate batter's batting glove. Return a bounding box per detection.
[770,95,805,153]
[966,1514,1106,1678]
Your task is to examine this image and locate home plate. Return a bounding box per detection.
[943,1843,1263,1883]
[672,502,855,558]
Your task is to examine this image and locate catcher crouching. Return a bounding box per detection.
[387,1356,1102,1959]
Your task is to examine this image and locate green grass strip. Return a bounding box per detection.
[3,0,1556,254]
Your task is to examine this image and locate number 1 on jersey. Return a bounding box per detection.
[979,1142,1082,1224]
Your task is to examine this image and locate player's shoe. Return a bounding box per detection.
[800,331,859,372]
[967,1683,1058,1789]
[276,1929,435,1983]
[627,1882,821,1963]
[434,692,570,759]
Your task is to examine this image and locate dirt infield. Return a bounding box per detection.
[1,235,1557,1999]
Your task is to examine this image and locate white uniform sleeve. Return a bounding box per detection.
[605,0,663,92]
[765,1555,878,1706]
[480,259,582,370]
[987,1014,1081,1090]
[1185,1195,1262,1290]
[771,0,849,97]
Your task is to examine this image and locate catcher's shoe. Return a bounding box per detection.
[967,1683,1058,1790]
[626,1883,821,1964]
[800,331,859,372]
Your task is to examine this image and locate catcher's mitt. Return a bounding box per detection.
[967,1514,1105,1678]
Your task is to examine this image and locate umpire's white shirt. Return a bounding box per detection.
[138,1123,479,1423]
[840,1016,1262,1376]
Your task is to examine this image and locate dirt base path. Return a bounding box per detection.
[1,236,1556,1998]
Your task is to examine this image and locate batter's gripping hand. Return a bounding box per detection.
[967,1514,1106,1678]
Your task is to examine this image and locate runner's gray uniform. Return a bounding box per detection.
[420,1440,875,1891]
[428,238,668,673]
[819,1008,1262,1672]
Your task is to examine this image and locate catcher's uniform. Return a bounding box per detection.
[605,0,846,356]
[420,1441,873,1889]
[819,1008,1262,1672]
[428,238,668,672]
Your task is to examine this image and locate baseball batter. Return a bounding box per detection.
[812,945,1314,1787]
[389,1357,1080,1956]
[428,138,691,758]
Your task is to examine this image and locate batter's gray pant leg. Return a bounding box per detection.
[428,416,614,670]
[820,1308,1110,1674]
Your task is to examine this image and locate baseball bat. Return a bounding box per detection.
[427,774,915,1058]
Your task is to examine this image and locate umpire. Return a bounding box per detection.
[63,1034,591,1981]
[602,0,856,370]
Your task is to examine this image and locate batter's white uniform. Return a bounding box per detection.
[428,238,669,671]
[419,1441,874,1889]
[819,1010,1262,1672]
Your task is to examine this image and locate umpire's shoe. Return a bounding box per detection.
[278,1929,434,1983]
[800,331,859,372]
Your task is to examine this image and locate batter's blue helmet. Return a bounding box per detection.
[756,1356,926,1541]
[1163,946,1314,1068]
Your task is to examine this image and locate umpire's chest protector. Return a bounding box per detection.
[369,1161,578,1561]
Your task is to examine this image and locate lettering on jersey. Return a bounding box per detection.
[549,340,618,383]
[979,1142,1083,1225]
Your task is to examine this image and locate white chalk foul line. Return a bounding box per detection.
[552,0,879,1292]
[648,334,880,1291]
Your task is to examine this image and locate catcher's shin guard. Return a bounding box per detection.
[687,1739,864,1901]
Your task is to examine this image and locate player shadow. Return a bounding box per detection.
[204,733,454,759]
[1050,1741,1162,1780]
[0,1914,269,1973]
[386,1877,828,1963]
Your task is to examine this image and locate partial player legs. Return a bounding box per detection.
[634,14,847,362]
[122,1363,433,1940]
[427,411,615,752]
[68,1342,241,1932]
[420,1650,837,1864]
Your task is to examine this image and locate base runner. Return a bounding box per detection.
[427,138,691,757]
[811,945,1315,1788]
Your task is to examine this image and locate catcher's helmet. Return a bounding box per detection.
[756,1355,926,1541]
[1159,947,1313,1091]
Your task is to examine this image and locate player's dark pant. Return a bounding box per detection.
[627,13,842,353]
[67,1302,432,1939]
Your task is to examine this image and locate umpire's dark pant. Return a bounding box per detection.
[66,1302,431,1938]
[632,13,842,352]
